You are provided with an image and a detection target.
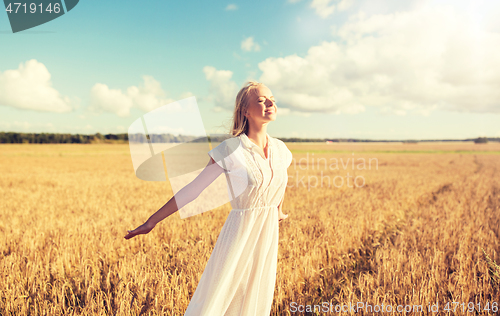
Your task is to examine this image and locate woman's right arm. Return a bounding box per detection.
[124,158,224,239]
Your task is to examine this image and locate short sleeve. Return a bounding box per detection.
[274,139,293,169]
[208,140,232,171]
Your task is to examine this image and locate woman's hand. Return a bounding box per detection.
[124,222,155,240]
[278,209,288,222]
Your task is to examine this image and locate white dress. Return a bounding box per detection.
[183,132,293,316]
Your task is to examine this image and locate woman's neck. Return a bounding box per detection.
[246,126,268,154]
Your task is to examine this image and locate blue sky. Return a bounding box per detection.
[0,0,499,140]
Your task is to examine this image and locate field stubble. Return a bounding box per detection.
[0,143,499,315]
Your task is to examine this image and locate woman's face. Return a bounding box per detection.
[245,85,277,124]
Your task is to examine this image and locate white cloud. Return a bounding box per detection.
[337,0,353,11]
[241,37,261,52]
[291,0,354,18]
[311,0,336,18]
[259,3,500,115]
[0,59,73,113]
[89,75,182,117]
[126,75,174,112]
[203,66,239,110]
[225,4,237,11]
[179,91,194,99]
[0,120,55,132]
[274,107,312,117]
[90,83,134,117]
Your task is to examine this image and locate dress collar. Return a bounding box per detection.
[239,132,271,159]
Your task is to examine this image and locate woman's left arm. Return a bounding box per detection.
[277,191,288,222]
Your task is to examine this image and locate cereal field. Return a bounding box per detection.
[0,142,499,315]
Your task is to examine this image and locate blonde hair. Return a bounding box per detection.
[230,81,265,136]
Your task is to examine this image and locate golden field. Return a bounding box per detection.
[0,142,499,315]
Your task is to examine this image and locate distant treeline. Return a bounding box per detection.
[0,132,128,144]
[0,132,203,144]
[0,132,498,144]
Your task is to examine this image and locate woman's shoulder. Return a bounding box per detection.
[208,134,245,171]
[215,135,242,152]
[270,136,293,168]
[270,136,289,151]
[209,135,243,159]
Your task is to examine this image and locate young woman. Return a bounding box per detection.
[125,81,293,315]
